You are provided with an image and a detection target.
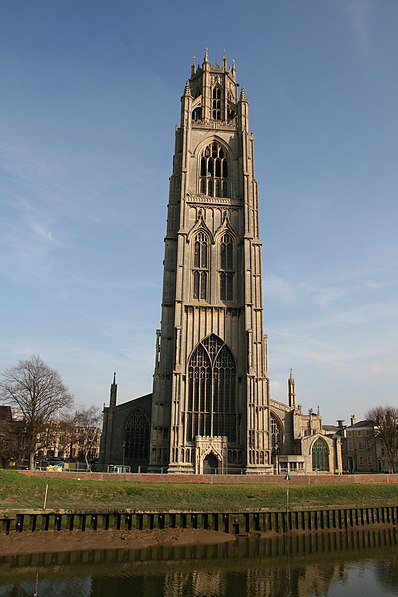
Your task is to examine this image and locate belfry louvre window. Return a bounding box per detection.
[200,142,229,198]
[219,233,234,301]
[212,86,222,120]
[124,409,149,460]
[193,231,208,300]
[186,334,237,442]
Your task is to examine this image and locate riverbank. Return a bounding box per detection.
[1,470,398,511]
[2,522,397,558]
[0,528,236,557]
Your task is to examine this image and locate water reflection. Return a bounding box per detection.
[0,529,397,596]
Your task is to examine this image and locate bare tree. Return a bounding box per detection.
[35,417,73,463]
[0,406,19,464]
[0,415,24,466]
[72,406,102,471]
[365,406,398,473]
[0,355,74,470]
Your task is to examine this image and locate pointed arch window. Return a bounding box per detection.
[212,86,222,120]
[219,233,234,301]
[192,104,202,121]
[186,335,237,443]
[124,409,150,460]
[192,231,208,300]
[270,414,281,451]
[312,438,329,472]
[200,142,229,198]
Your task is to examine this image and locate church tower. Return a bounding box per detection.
[149,52,271,474]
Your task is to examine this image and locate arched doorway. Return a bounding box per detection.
[203,453,219,474]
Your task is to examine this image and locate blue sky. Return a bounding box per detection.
[0,1,397,424]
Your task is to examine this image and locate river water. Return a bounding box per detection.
[0,528,397,596]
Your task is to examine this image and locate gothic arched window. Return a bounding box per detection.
[312,438,329,472]
[219,233,234,301]
[186,335,236,443]
[270,414,281,450]
[193,231,209,300]
[212,86,222,120]
[192,104,202,121]
[199,142,229,198]
[124,409,150,460]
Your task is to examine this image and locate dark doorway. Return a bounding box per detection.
[203,453,219,474]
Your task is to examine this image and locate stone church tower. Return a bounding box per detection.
[149,52,271,474]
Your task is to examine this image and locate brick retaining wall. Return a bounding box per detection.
[18,471,398,484]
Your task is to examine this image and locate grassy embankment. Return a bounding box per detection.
[1,470,398,512]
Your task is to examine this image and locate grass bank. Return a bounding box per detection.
[1,470,398,512]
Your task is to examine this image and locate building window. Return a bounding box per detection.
[212,86,222,120]
[186,334,236,443]
[200,142,229,198]
[312,439,329,472]
[219,233,234,301]
[270,415,281,450]
[192,105,202,121]
[124,409,150,460]
[220,233,233,269]
[357,430,362,437]
[192,231,209,300]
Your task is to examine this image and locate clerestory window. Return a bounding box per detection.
[200,142,229,198]
[193,231,209,300]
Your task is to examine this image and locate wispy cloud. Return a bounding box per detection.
[346,0,372,55]
[266,254,398,417]
[0,192,58,281]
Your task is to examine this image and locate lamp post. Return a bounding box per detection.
[285,472,291,531]
[122,441,126,469]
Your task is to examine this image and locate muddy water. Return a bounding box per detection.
[0,528,397,596]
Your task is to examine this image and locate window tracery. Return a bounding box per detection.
[212,86,222,120]
[312,438,329,471]
[192,231,209,300]
[124,409,149,460]
[186,335,236,443]
[270,414,281,450]
[199,142,229,198]
[219,233,234,301]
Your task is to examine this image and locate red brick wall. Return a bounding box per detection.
[18,471,398,484]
